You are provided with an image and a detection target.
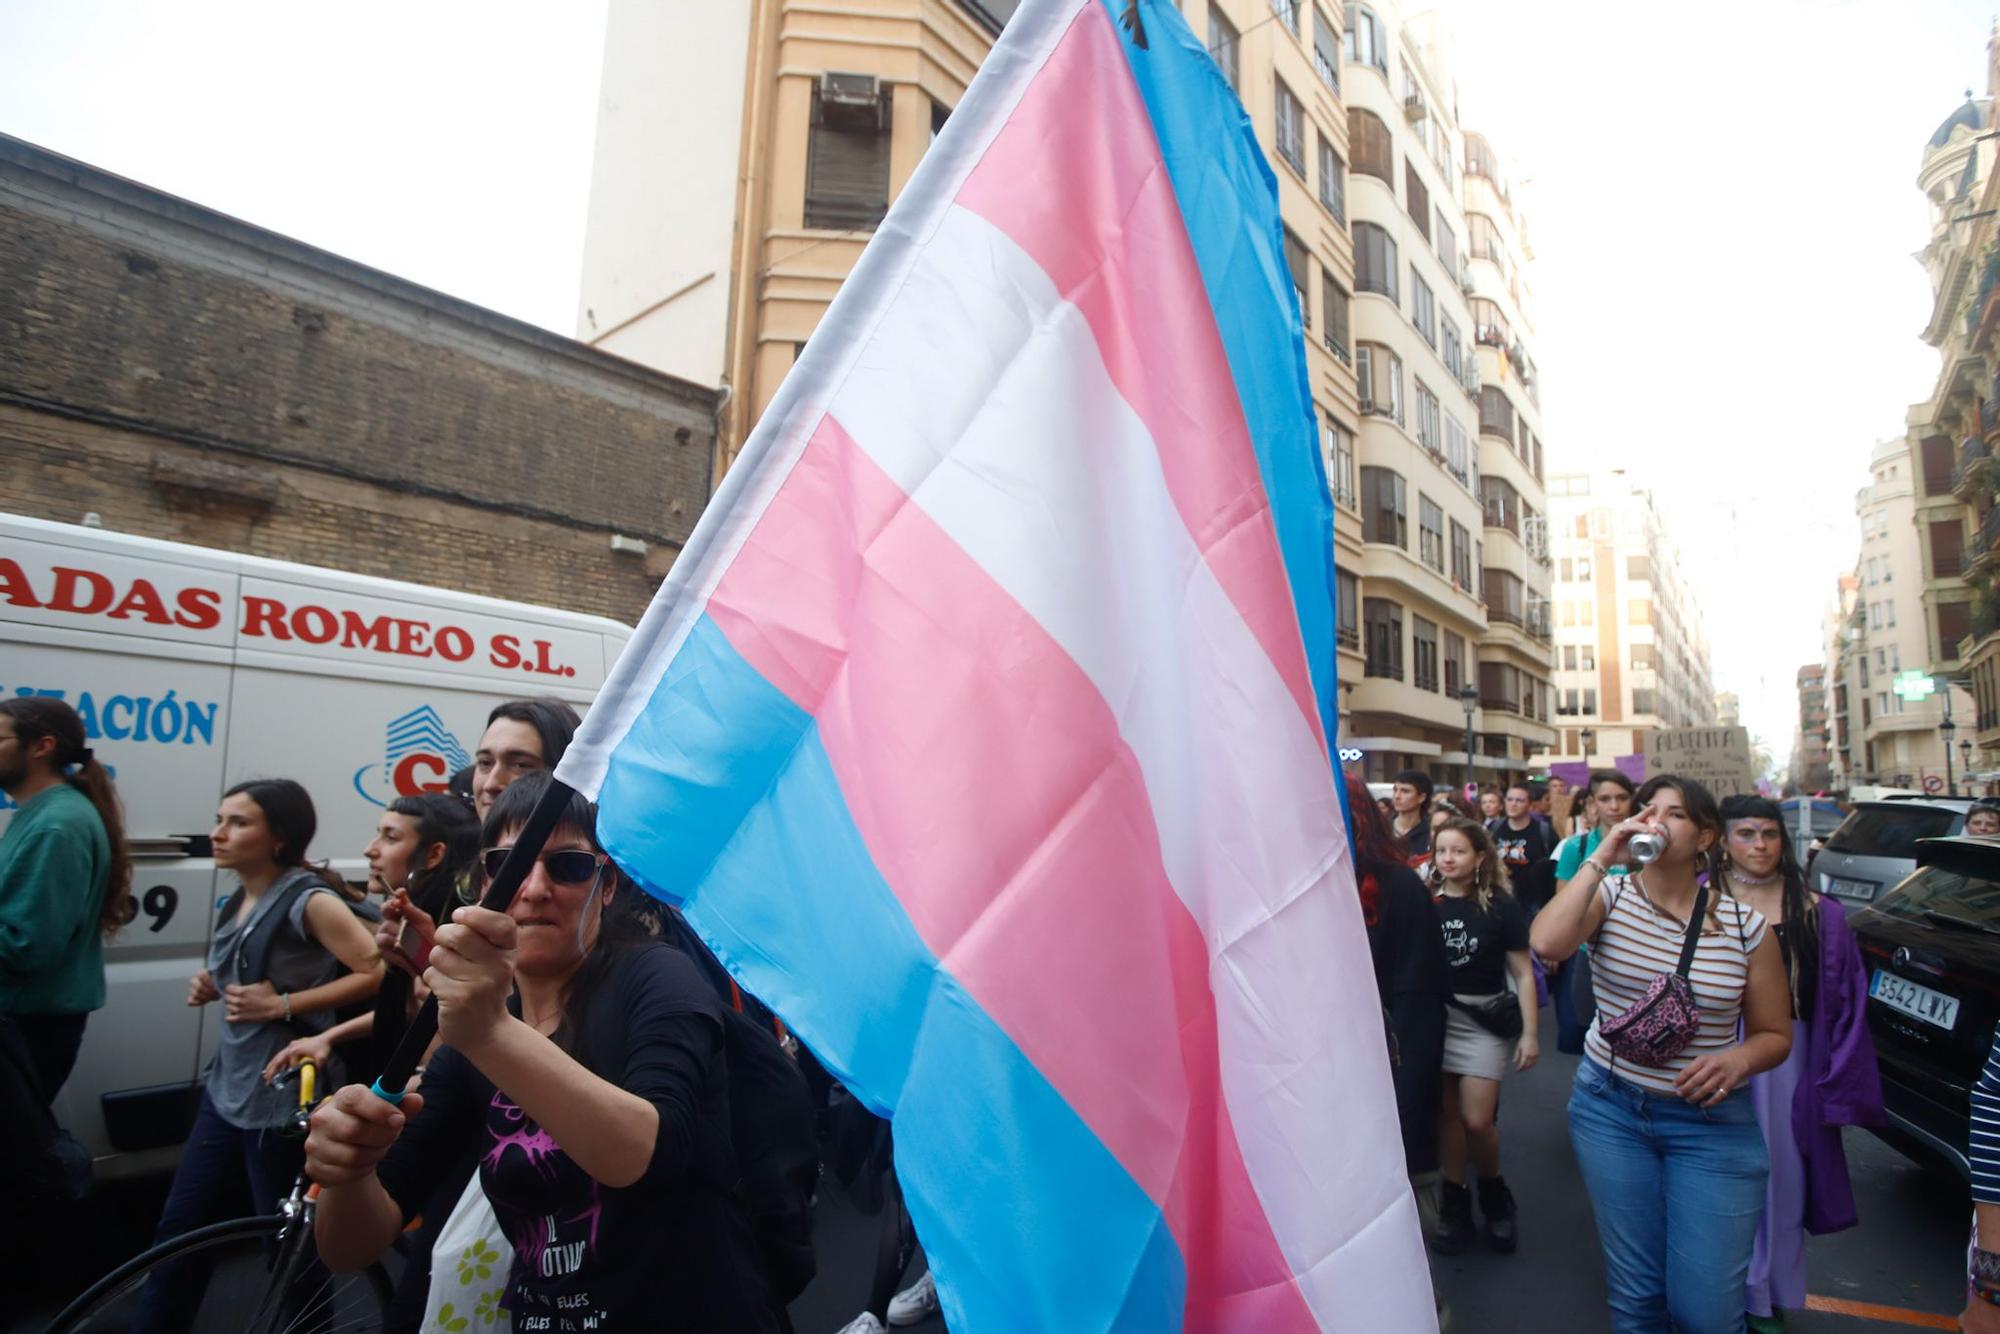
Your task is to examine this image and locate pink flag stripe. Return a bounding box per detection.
[706,413,1319,1330]
[955,2,1323,750]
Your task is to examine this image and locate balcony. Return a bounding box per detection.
[1957,436,1994,500]
[1337,624,1360,650]
[1964,506,2000,578]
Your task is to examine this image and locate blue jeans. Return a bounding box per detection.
[133,1090,306,1333]
[1568,1057,1769,1333]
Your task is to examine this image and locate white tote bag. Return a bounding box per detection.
[422,1176,511,1333]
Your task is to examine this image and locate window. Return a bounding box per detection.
[1415,381,1442,453]
[1444,417,1469,483]
[1577,557,1592,579]
[1413,616,1440,691]
[1481,475,1520,533]
[1444,631,1467,695]
[1471,296,1510,348]
[1270,0,1300,31]
[1631,643,1654,670]
[1478,385,1515,440]
[1364,597,1404,679]
[1869,602,1882,630]
[1450,520,1472,589]
[1580,599,1594,626]
[1275,81,1306,174]
[1349,108,1394,183]
[1283,229,1311,328]
[1437,216,1458,278]
[1411,272,1436,345]
[1558,688,1579,715]
[1356,342,1404,423]
[1354,223,1399,300]
[1419,495,1445,571]
[1322,273,1351,359]
[1562,645,1577,670]
[1887,600,1897,628]
[1318,138,1346,223]
[1631,600,1653,625]
[1583,688,1599,715]
[1326,419,1357,508]
[1484,568,1526,625]
[1337,568,1360,647]
[1632,688,1657,715]
[1344,3,1387,74]
[1441,321,1464,383]
[1404,160,1431,243]
[1361,466,1407,546]
[1581,646,1594,670]
[1628,555,1652,581]
[1208,9,1240,93]
[805,78,891,231]
[1313,7,1341,92]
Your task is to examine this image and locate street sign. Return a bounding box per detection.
[1644,725,1756,796]
[1893,671,1938,704]
[1924,774,1945,794]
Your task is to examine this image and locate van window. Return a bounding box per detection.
[1872,866,2000,930]
[1822,806,1958,859]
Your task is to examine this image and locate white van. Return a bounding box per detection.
[0,513,631,1176]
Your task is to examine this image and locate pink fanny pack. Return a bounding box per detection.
[1597,883,1708,1068]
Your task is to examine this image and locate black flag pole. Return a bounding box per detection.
[369,773,576,1102]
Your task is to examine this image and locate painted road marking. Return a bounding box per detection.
[1805,1294,1957,1329]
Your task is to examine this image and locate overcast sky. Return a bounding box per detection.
[1,0,1991,767]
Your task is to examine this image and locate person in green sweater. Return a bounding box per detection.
[0,697,130,1106]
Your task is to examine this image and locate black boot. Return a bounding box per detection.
[1433,1180,1474,1255]
[1477,1175,1518,1253]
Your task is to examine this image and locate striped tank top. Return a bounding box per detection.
[1583,874,1768,1094]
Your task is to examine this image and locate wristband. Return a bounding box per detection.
[281,992,292,1022]
[1974,1283,2000,1307]
[1973,1246,2000,1288]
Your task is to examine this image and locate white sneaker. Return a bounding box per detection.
[887,1270,939,1326]
[835,1314,887,1334]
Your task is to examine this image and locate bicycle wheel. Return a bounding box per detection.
[45,1214,394,1334]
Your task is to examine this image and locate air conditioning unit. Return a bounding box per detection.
[818,72,885,130]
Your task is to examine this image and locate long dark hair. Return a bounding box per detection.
[482,772,656,1055]
[0,698,131,935]
[222,778,357,901]
[1720,793,1817,1014]
[385,792,481,917]
[1632,773,1727,922]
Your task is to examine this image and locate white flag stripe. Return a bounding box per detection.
[830,203,1418,1327]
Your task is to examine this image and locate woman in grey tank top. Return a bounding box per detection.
[133,779,383,1332]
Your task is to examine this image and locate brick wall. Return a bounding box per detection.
[0,135,716,626]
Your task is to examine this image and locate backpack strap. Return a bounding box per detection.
[1674,884,1711,981]
[233,876,316,989]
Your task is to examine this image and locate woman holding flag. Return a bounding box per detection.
[304,773,777,1332]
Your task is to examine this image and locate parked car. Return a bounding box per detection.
[1851,835,2000,1179]
[1810,796,1973,906]
[1780,795,1846,869]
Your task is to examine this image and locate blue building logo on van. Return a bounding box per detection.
[352,705,472,807]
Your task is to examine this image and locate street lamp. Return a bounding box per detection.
[1459,683,1480,795]
[1943,712,1959,797]
[1962,739,1975,795]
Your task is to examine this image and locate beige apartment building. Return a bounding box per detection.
[1836,437,1976,789]
[1334,0,1555,785]
[575,0,1561,782]
[1545,471,1715,764]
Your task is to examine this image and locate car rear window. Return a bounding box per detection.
[1822,806,1958,858]
[1872,865,2000,927]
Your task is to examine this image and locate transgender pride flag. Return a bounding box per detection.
[558,0,1434,1327]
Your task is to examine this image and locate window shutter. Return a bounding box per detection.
[806,88,890,230]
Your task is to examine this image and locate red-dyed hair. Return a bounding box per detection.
[1343,774,1405,926]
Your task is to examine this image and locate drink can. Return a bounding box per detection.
[1628,831,1667,864]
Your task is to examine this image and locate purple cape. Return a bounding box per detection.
[1794,896,1886,1235]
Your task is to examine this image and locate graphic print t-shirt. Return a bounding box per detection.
[1433,891,1529,996]
[379,943,776,1333]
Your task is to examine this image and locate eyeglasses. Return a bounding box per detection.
[479,847,607,886]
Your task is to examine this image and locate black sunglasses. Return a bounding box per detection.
[479,847,607,887]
